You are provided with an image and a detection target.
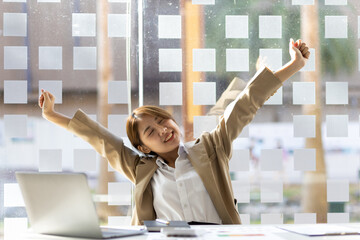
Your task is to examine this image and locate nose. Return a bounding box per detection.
[158,126,167,136]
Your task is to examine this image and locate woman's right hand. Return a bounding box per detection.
[39,89,56,119]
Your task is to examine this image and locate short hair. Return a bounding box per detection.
[126,105,176,151]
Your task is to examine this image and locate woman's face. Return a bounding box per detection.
[136,115,181,155]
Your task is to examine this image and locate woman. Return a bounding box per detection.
[39,39,310,225]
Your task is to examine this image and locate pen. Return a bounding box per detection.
[156,218,170,225]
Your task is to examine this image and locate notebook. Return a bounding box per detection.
[143,220,190,232]
[15,172,146,239]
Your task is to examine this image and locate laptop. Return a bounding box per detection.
[15,172,146,239]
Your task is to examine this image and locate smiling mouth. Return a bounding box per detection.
[164,132,174,142]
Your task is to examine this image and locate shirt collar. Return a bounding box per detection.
[155,142,188,168]
[178,141,188,156]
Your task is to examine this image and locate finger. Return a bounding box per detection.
[38,95,44,108]
[43,91,51,102]
[296,39,302,48]
[301,46,309,55]
[301,48,309,58]
[304,51,310,59]
[47,92,55,101]
[299,43,306,51]
[290,38,295,47]
[38,90,45,106]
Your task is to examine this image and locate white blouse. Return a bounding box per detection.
[150,143,222,224]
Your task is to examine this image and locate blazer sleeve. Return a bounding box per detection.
[210,66,283,159]
[67,109,140,183]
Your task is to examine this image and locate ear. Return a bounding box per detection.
[137,145,151,154]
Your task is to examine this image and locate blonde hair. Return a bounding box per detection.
[126,105,176,150]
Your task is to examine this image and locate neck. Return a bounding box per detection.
[158,146,179,168]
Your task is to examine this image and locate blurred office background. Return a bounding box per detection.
[1,0,360,237]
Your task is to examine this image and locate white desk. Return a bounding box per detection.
[5,223,360,240]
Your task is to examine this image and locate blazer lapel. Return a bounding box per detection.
[136,157,158,186]
[134,157,158,222]
[184,140,229,222]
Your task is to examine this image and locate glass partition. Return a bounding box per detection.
[1,0,360,237]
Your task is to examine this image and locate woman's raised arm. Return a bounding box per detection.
[274,39,310,83]
[39,89,71,129]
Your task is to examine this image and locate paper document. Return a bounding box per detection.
[278,224,360,236]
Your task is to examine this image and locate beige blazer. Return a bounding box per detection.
[67,66,282,225]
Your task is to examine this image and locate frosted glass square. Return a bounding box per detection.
[4,183,25,207]
[108,216,132,226]
[259,16,282,39]
[226,49,249,72]
[293,115,316,138]
[108,0,129,2]
[3,0,26,2]
[325,0,347,5]
[326,82,348,105]
[327,213,349,223]
[193,116,217,138]
[239,214,250,225]
[261,181,283,203]
[293,82,315,105]
[325,16,347,38]
[159,82,182,105]
[232,180,250,203]
[229,149,250,171]
[4,115,27,138]
[38,81,62,104]
[193,49,216,72]
[159,49,182,72]
[72,13,96,37]
[39,47,62,70]
[4,218,28,237]
[193,82,216,105]
[108,182,132,205]
[108,115,128,137]
[38,0,61,2]
[225,16,248,39]
[326,115,348,137]
[260,149,282,171]
[73,47,97,70]
[292,0,314,4]
[4,46,28,69]
[3,13,27,37]
[264,86,282,105]
[300,48,315,72]
[39,149,62,172]
[108,14,129,38]
[259,49,282,71]
[158,15,181,39]
[73,149,97,172]
[294,149,316,171]
[294,213,316,224]
[261,214,283,224]
[4,80,27,104]
[192,0,214,4]
[108,81,128,104]
[327,179,349,202]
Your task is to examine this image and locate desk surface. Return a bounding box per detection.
[5,223,360,240]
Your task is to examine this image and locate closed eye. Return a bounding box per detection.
[149,129,154,136]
